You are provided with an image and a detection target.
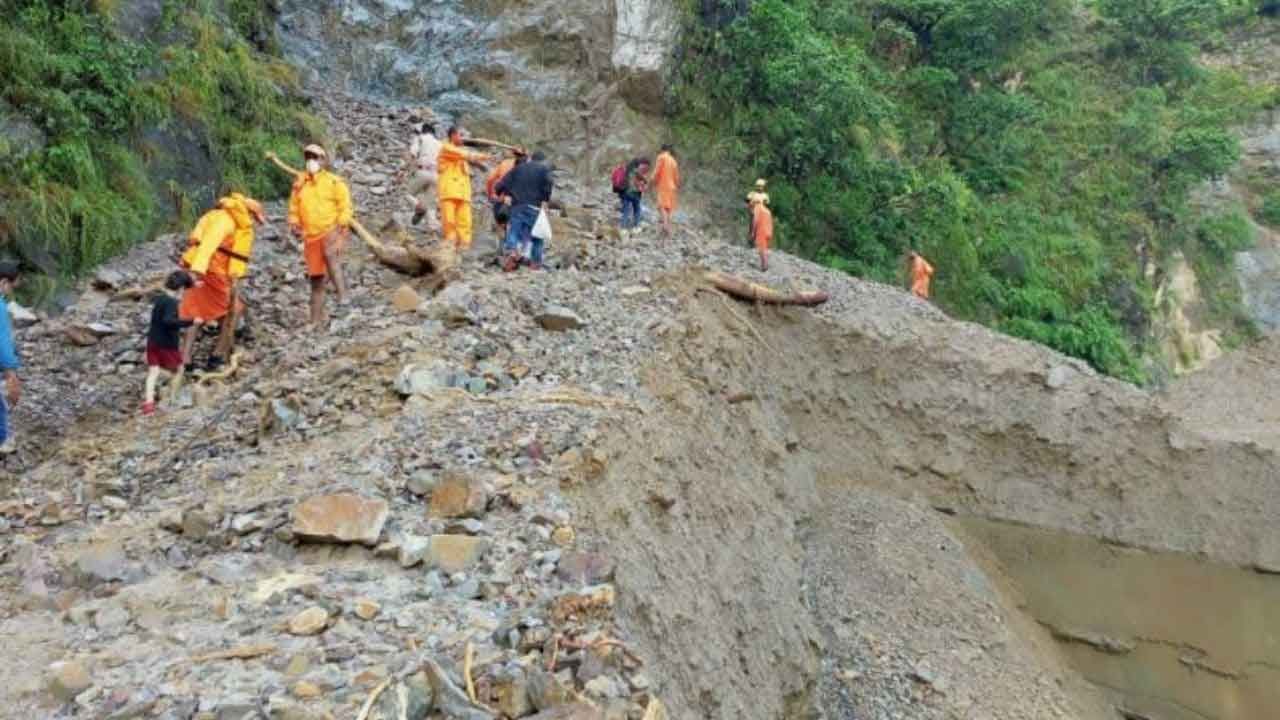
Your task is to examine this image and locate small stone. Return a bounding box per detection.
[48,660,92,701]
[399,534,432,568]
[493,672,533,718]
[101,495,129,511]
[428,473,489,519]
[285,654,311,677]
[406,471,437,496]
[292,494,389,546]
[182,508,217,541]
[392,284,423,312]
[556,552,615,585]
[353,598,380,621]
[527,669,574,711]
[292,681,322,699]
[583,676,620,700]
[428,535,490,574]
[92,268,126,290]
[288,607,330,636]
[535,305,584,332]
[551,526,576,548]
[1046,365,1073,390]
[74,543,130,586]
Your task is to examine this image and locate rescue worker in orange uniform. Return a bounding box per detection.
[908,250,935,300]
[179,192,266,369]
[437,126,493,252]
[486,149,525,251]
[749,195,774,272]
[649,144,681,238]
[288,144,353,329]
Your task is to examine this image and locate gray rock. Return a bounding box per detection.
[74,543,132,586]
[535,305,585,332]
[399,534,432,568]
[395,362,454,397]
[423,658,494,720]
[407,470,438,496]
[372,671,434,720]
[1045,365,1073,390]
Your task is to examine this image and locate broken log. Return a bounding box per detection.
[704,271,830,306]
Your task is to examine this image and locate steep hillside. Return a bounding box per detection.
[4,89,1280,720]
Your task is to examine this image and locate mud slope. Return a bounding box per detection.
[576,278,1280,718]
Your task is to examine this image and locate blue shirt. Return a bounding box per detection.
[0,295,20,371]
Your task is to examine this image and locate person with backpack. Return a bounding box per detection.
[181,192,267,366]
[618,158,650,234]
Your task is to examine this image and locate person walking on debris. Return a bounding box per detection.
[288,144,353,329]
[399,118,441,229]
[437,126,493,253]
[649,144,681,238]
[143,271,196,416]
[0,261,21,456]
[486,148,526,252]
[619,157,650,235]
[907,250,934,300]
[496,150,555,272]
[180,192,266,368]
[749,194,774,272]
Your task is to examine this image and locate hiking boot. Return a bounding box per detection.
[527,262,544,271]
[0,438,15,455]
[501,252,521,273]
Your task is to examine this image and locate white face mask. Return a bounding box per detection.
[306,159,321,175]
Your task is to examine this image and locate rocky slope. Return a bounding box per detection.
[277,0,680,175]
[4,84,1280,720]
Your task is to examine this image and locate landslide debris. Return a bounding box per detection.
[2,89,1279,720]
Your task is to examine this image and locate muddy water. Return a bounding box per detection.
[959,519,1280,720]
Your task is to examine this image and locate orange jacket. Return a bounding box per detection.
[652,152,680,192]
[438,142,487,202]
[486,158,517,201]
[183,194,262,278]
[910,255,935,299]
[288,170,352,239]
[752,203,773,252]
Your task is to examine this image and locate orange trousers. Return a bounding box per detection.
[440,198,473,249]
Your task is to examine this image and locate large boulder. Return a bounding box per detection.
[611,0,681,111]
[292,494,389,546]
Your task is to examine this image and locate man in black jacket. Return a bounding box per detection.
[495,151,554,271]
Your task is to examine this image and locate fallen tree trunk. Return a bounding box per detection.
[704,271,830,306]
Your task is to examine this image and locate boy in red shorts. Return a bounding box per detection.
[143,271,198,415]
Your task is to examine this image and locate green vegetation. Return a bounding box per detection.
[1261,191,1280,227]
[0,0,319,298]
[673,0,1279,382]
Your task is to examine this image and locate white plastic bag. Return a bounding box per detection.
[531,208,553,242]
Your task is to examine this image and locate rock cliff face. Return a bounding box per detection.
[276,0,681,172]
